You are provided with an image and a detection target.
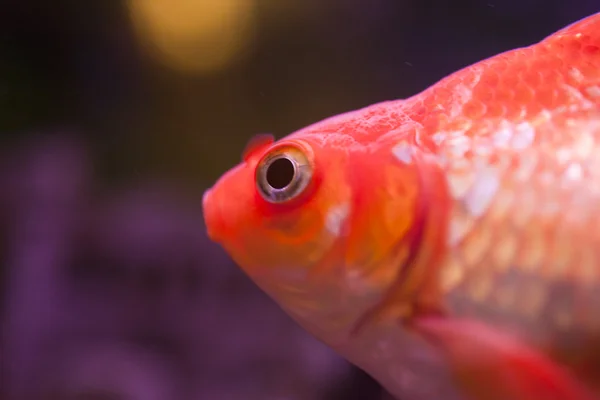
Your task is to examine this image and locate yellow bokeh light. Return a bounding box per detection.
[129,0,257,74]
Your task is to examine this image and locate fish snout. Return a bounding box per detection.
[202,188,224,243]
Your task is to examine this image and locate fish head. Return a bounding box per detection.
[203,132,352,283]
[202,109,430,339]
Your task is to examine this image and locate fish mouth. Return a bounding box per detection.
[202,188,223,243]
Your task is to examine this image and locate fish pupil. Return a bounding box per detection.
[266,157,295,189]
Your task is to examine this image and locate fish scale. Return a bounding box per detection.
[203,13,600,400]
[438,112,600,393]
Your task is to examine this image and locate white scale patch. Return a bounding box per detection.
[492,126,512,147]
[563,162,583,182]
[573,132,595,159]
[325,203,351,236]
[446,135,471,158]
[449,83,474,117]
[391,142,414,164]
[511,122,535,150]
[569,67,585,83]
[462,166,500,217]
[491,121,535,150]
[585,85,600,98]
[561,84,596,111]
[446,120,535,221]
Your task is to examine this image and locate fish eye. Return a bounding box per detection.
[256,146,313,203]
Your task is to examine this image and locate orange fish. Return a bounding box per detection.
[202,13,600,400]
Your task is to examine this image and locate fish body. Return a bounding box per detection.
[203,13,600,400]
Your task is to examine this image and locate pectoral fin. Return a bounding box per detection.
[411,316,596,400]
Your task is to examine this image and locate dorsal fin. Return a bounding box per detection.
[242,133,275,162]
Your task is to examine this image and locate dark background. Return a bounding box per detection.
[1,1,598,399]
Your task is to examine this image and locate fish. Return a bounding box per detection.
[202,12,600,400]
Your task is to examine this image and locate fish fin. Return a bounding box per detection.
[411,316,596,400]
[242,133,275,162]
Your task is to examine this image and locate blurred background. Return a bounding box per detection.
[0,1,598,399]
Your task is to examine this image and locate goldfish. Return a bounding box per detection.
[202,12,600,400]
